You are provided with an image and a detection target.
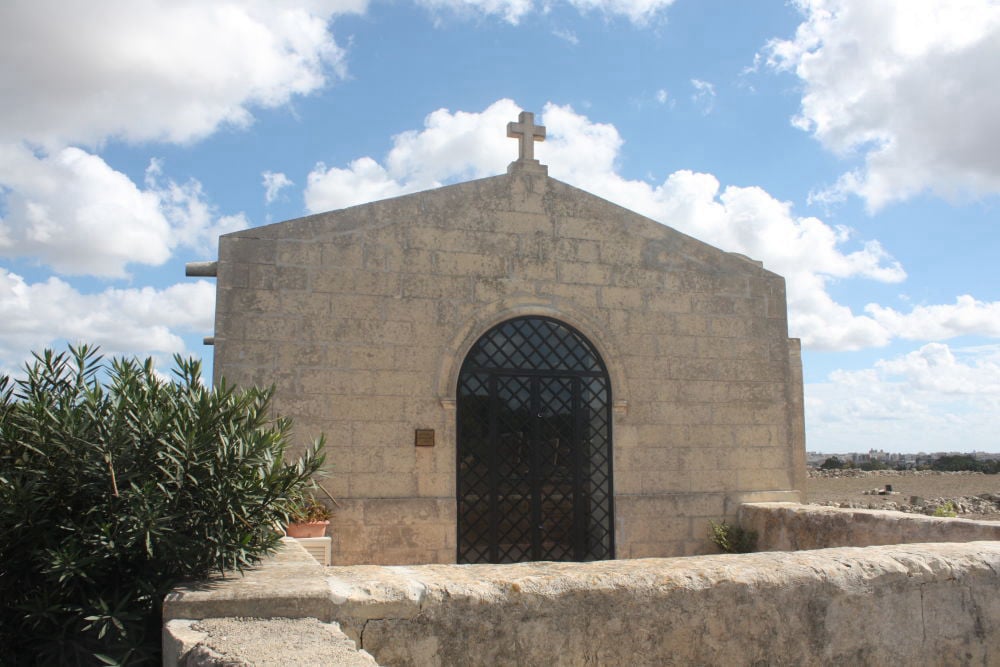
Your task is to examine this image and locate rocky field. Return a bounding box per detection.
[806,469,1000,521]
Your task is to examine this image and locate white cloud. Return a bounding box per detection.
[655,89,669,105]
[552,29,580,45]
[563,0,675,24]
[766,0,1000,210]
[304,99,926,350]
[414,0,674,24]
[866,296,1000,341]
[0,269,216,375]
[0,149,246,277]
[690,79,716,114]
[0,0,362,148]
[305,99,520,211]
[263,171,294,204]
[807,342,1000,452]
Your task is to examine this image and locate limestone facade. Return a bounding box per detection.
[208,153,806,565]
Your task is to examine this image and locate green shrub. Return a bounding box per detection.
[932,501,958,518]
[709,520,758,554]
[288,492,334,523]
[819,456,849,470]
[0,346,325,665]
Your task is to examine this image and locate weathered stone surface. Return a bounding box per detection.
[741,501,1000,551]
[164,618,380,667]
[163,539,334,622]
[324,543,1000,666]
[164,539,1000,666]
[210,158,806,563]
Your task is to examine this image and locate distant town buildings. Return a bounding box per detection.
[806,449,1000,469]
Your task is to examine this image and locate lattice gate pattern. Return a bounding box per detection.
[457,317,613,564]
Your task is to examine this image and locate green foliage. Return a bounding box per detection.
[708,520,758,554]
[931,454,1000,474]
[0,346,325,665]
[287,492,334,523]
[858,460,890,471]
[932,501,958,518]
[819,456,848,470]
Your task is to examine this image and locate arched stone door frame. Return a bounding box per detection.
[455,316,615,564]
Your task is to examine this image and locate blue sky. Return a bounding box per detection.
[1,0,999,454]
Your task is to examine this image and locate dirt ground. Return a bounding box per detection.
[806,470,1000,521]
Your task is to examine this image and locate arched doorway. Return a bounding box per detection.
[456,316,614,563]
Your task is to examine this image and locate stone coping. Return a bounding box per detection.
[163,538,334,622]
[741,501,1000,551]
[165,537,1000,626]
[167,539,1000,666]
[164,618,379,667]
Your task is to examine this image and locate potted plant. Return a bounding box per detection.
[285,494,333,538]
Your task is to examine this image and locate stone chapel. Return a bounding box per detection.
[189,112,806,565]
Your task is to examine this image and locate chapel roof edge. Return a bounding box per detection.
[218,169,780,280]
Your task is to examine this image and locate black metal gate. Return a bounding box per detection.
[456,317,614,563]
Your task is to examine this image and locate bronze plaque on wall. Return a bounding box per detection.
[414,429,435,447]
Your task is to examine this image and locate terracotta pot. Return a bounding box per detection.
[285,520,329,538]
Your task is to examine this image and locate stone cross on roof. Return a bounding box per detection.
[507,111,546,164]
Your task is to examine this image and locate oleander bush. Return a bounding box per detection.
[0,346,325,665]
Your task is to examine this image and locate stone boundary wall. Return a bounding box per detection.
[165,537,1000,666]
[741,501,1000,551]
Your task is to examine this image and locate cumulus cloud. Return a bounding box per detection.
[263,171,294,204]
[0,150,246,277]
[305,99,948,350]
[765,0,1000,210]
[0,269,216,375]
[305,99,519,211]
[414,0,674,25]
[866,296,1000,341]
[807,342,1000,452]
[0,0,362,148]
[307,99,1000,350]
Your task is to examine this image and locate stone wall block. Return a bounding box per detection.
[598,286,643,310]
[417,473,454,497]
[650,402,713,425]
[221,237,276,264]
[610,265,671,289]
[510,256,559,281]
[276,241,322,266]
[533,282,598,308]
[408,228,520,255]
[639,471,691,493]
[433,251,507,277]
[558,261,613,285]
[319,240,365,269]
[735,467,790,491]
[473,277,519,302]
[328,295,385,321]
[401,275,471,300]
[274,266,309,290]
[349,472,417,497]
[241,316,302,342]
[274,343,349,370]
[247,264,278,290]
[687,468,734,493]
[312,271,401,297]
[555,237,601,262]
[362,498,454,525]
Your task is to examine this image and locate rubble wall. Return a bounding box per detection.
[740,501,1000,551]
